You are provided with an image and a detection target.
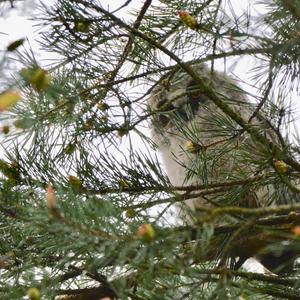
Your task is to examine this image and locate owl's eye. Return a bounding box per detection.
[157,99,175,111]
[157,98,189,125]
[186,79,202,98]
[158,114,171,127]
[186,79,209,114]
[155,80,210,127]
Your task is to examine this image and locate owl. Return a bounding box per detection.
[148,63,299,272]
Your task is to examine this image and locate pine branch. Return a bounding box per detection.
[2,1,300,299]
[84,0,152,101]
[80,45,271,95]
[55,286,117,300]
[281,0,300,21]
[71,0,300,174]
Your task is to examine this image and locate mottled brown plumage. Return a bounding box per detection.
[149,63,299,272]
[150,64,269,216]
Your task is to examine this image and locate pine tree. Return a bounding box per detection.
[1,0,300,299]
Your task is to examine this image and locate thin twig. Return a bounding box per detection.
[72,0,300,173]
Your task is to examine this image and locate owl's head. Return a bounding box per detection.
[148,63,241,131]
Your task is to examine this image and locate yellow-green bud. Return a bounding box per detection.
[185,140,200,153]
[97,101,109,111]
[27,287,40,300]
[68,176,82,192]
[0,90,21,111]
[6,38,25,52]
[137,223,155,242]
[178,11,198,30]
[126,209,136,218]
[30,68,50,92]
[273,159,289,174]
[2,125,9,134]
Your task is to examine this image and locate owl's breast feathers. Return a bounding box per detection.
[148,63,282,208]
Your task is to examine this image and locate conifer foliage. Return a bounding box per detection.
[1,0,300,299]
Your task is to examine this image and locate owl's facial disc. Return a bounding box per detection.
[156,99,175,127]
[186,79,209,108]
[155,79,209,128]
